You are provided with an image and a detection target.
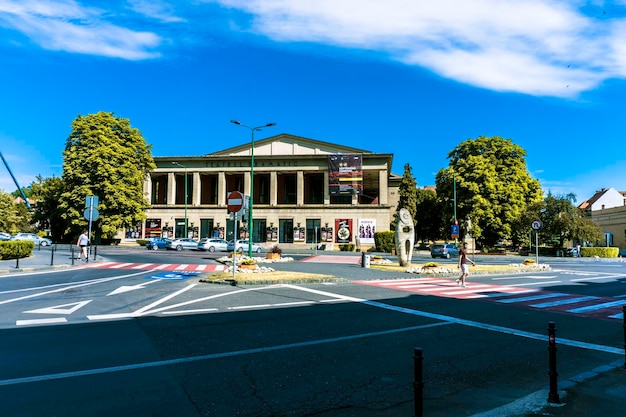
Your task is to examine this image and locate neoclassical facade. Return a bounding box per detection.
[132,134,401,249]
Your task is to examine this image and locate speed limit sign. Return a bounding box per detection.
[531,219,543,230]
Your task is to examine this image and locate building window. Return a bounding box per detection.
[278,174,297,204]
[256,174,270,204]
[200,174,218,205]
[151,175,167,204]
[175,173,192,205]
[304,173,324,204]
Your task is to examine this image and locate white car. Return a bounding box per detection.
[197,238,228,252]
[10,233,52,246]
[227,239,263,253]
[0,232,11,241]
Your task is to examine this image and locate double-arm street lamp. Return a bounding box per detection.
[230,120,276,257]
[172,161,188,239]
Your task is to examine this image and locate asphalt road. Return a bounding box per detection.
[0,250,624,416]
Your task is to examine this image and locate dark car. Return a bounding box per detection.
[431,243,459,259]
[415,242,431,251]
[146,237,171,250]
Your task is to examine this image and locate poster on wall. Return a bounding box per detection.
[145,219,162,237]
[328,154,362,196]
[335,219,352,243]
[357,219,376,244]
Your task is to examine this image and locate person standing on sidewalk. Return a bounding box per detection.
[457,242,475,287]
[76,230,89,262]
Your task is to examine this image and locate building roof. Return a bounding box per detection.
[578,188,626,211]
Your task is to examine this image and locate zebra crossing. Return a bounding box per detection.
[355,277,626,321]
[82,261,227,273]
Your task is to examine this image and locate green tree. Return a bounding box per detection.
[414,187,442,242]
[436,136,543,247]
[29,175,68,240]
[0,189,31,233]
[59,112,155,239]
[392,163,418,230]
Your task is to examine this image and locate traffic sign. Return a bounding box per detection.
[451,224,459,238]
[531,219,543,231]
[227,191,244,213]
[84,207,99,221]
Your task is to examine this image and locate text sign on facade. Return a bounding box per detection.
[227,191,244,213]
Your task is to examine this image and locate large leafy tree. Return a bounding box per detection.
[436,136,543,247]
[59,112,155,239]
[29,175,68,240]
[391,163,418,230]
[414,187,442,242]
[0,189,31,233]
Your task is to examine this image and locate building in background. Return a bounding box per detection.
[131,134,401,249]
[579,187,626,251]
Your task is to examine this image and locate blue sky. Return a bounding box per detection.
[1,0,625,204]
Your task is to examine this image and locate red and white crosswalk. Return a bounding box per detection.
[355,278,626,321]
[82,261,227,272]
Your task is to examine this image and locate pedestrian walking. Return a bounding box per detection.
[456,242,475,287]
[76,230,89,262]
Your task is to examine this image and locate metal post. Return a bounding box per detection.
[547,322,560,403]
[622,306,626,369]
[413,347,424,417]
[535,231,539,264]
[232,216,238,281]
[93,245,97,261]
[50,245,54,266]
[71,245,75,266]
[15,245,20,269]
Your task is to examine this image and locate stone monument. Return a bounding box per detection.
[394,208,415,266]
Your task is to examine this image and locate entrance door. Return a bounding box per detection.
[279,219,293,243]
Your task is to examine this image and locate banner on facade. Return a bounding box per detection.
[328,154,362,196]
[145,219,161,237]
[335,218,353,243]
[357,218,376,244]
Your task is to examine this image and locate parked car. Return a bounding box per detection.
[146,237,171,250]
[10,233,52,246]
[415,242,431,251]
[0,232,11,241]
[165,238,198,251]
[227,239,263,253]
[197,238,228,252]
[431,243,459,259]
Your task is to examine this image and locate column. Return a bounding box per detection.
[270,171,278,206]
[297,170,304,206]
[167,172,176,206]
[144,175,152,204]
[193,172,201,206]
[324,171,330,205]
[378,169,388,205]
[218,172,226,206]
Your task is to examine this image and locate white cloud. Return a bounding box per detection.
[215,0,626,97]
[0,0,162,59]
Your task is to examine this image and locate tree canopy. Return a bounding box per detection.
[391,163,418,230]
[58,112,155,239]
[435,136,543,247]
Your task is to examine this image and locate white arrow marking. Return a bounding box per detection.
[107,279,162,296]
[24,300,92,315]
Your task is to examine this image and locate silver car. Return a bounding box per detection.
[430,243,459,259]
[227,239,263,253]
[10,233,52,246]
[197,238,228,252]
[165,238,198,251]
[0,232,11,241]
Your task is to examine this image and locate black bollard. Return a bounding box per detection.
[413,347,424,417]
[50,245,55,266]
[71,245,75,266]
[15,245,20,269]
[93,245,97,261]
[623,306,626,369]
[547,322,560,403]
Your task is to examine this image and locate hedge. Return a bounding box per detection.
[580,247,619,258]
[374,231,395,253]
[0,240,35,260]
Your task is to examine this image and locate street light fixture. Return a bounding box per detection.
[172,161,188,239]
[230,120,277,257]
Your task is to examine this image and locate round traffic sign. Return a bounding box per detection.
[531,219,543,230]
[227,191,244,213]
[84,207,99,221]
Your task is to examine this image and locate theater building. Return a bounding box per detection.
[135,134,401,250]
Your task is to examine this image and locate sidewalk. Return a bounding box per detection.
[0,245,89,274]
[1,249,625,416]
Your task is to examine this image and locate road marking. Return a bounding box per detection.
[568,300,626,313]
[497,293,569,304]
[110,263,134,269]
[131,263,154,269]
[16,318,67,326]
[0,321,451,386]
[24,300,92,315]
[530,296,599,308]
[107,279,162,296]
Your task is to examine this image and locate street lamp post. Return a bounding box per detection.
[230,120,276,257]
[172,162,188,239]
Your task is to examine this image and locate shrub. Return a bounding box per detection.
[240,258,256,265]
[423,262,439,268]
[339,244,355,251]
[374,231,395,253]
[0,240,34,260]
[581,247,619,258]
[136,239,149,247]
[270,244,282,254]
